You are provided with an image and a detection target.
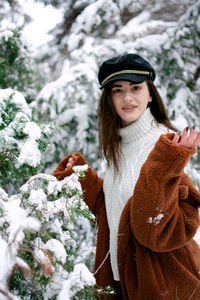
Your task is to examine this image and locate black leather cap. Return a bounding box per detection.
[98,53,156,89]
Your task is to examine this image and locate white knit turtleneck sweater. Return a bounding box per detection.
[103,108,169,280]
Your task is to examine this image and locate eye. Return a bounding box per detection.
[133,85,141,91]
[112,88,121,94]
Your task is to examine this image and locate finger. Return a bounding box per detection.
[187,126,196,145]
[69,154,77,163]
[172,131,181,144]
[71,153,77,160]
[65,154,78,169]
[66,158,74,169]
[193,131,200,148]
[178,127,188,146]
[66,162,73,169]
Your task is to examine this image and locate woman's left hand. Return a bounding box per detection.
[172,126,200,149]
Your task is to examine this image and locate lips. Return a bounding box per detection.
[122,105,137,111]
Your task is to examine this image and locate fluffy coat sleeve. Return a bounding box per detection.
[52,152,104,217]
[131,133,200,252]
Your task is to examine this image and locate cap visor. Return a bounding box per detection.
[100,73,147,89]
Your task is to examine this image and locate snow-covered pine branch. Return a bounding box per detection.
[0,166,96,299]
[0,88,54,194]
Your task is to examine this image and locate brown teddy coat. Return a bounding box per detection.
[52,133,200,300]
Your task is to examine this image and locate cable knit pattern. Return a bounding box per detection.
[103,108,168,280]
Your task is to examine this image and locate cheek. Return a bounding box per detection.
[113,103,120,115]
[111,97,120,111]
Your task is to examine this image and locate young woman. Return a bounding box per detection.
[52,53,200,299]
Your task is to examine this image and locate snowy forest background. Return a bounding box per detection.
[0,0,200,299]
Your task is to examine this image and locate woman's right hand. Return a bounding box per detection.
[65,154,77,169]
[172,126,200,150]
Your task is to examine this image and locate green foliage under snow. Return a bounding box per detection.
[0,0,200,299]
[0,166,99,299]
[0,89,54,194]
[0,28,45,103]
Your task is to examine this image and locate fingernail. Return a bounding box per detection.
[193,125,196,130]
[186,126,189,132]
[178,131,182,136]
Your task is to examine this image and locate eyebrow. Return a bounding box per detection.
[111,84,123,88]
[111,82,139,88]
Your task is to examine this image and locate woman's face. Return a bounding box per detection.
[110,80,152,127]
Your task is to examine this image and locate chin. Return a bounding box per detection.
[122,119,136,127]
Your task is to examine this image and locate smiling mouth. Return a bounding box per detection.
[122,106,137,110]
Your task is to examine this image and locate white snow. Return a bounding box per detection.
[197,15,200,30]
[43,239,66,264]
[194,226,200,245]
[0,89,31,117]
[172,114,188,131]
[17,121,42,167]
[57,263,95,300]
[0,88,51,169]
[0,188,8,200]
[19,0,63,51]
[0,195,40,296]
[15,257,31,274]
[0,238,9,281]
[73,164,89,173]
[148,214,164,225]
[18,139,41,167]
[23,122,41,139]
[4,200,40,243]
[62,173,82,192]
[29,189,47,210]
[34,248,53,276]
[117,11,175,40]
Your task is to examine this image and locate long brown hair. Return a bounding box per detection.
[98,79,177,171]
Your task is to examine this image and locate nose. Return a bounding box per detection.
[124,90,133,102]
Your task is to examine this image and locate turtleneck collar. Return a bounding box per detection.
[119,107,156,144]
